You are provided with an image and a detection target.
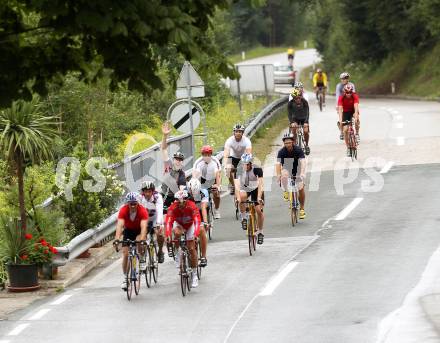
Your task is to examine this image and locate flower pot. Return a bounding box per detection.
[7,263,40,292]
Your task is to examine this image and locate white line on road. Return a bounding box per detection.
[260,261,299,296]
[7,324,29,336]
[335,198,364,220]
[396,137,405,146]
[380,161,394,174]
[28,308,51,320]
[50,294,72,305]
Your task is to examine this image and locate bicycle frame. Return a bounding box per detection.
[242,200,257,256]
[288,178,299,226]
[342,119,358,160]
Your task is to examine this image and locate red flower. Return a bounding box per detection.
[24,233,33,240]
[41,240,48,247]
[49,246,58,254]
[43,250,49,254]
[20,255,28,260]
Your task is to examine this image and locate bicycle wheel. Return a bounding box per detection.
[207,204,214,241]
[290,192,296,227]
[186,254,192,292]
[251,209,257,252]
[144,249,152,288]
[133,255,141,295]
[319,93,323,111]
[180,251,187,297]
[151,244,158,284]
[349,131,357,161]
[196,239,202,280]
[126,258,133,301]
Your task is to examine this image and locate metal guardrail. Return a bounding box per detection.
[52,95,288,267]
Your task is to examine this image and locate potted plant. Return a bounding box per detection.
[0,216,58,291]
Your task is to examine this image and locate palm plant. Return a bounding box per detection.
[0,98,59,235]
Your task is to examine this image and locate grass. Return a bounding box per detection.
[251,103,289,163]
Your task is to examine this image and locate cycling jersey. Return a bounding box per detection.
[338,93,359,113]
[193,156,221,188]
[140,191,164,226]
[313,73,328,87]
[225,135,252,159]
[335,82,356,99]
[288,98,309,123]
[118,204,149,230]
[235,165,263,192]
[161,159,186,197]
[277,146,305,177]
[165,200,201,237]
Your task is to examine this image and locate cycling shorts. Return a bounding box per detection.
[122,228,141,245]
[173,223,195,240]
[342,111,354,125]
[291,119,309,125]
[316,82,325,88]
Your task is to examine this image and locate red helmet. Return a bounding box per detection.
[343,84,354,94]
[201,145,213,155]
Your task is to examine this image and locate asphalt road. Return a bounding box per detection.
[1,50,440,343]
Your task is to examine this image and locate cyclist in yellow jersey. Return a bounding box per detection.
[287,48,295,65]
[312,68,328,105]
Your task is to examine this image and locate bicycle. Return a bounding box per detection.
[145,228,159,288]
[316,86,325,111]
[290,124,306,155]
[287,178,300,227]
[114,239,145,301]
[194,228,205,280]
[206,187,215,240]
[342,119,358,161]
[173,232,194,297]
[241,200,258,256]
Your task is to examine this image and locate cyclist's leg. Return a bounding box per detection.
[155,225,165,259]
[251,190,264,231]
[298,184,306,211]
[185,225,198,269]
[303,122,310,145]
[290,121,298,139]
[212,185,221,210]
[238,190,248,218]
[173,224,183,251]
[355,114,360,136]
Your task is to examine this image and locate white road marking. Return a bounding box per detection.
[259,261,299,296]
[50,294,72,305]
[28,308,51,320]
[335,197,364,220]
[396,137,405,146]
[380,161,394,174]
[7,324,29,336]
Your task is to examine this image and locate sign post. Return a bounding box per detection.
[175,62,205,161]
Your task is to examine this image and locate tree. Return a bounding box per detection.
[0,0,236,107]
[0,98,59,235]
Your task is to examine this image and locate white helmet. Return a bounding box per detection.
[340,72,350,79]
[174,189,189,201]
[188,178,201,195]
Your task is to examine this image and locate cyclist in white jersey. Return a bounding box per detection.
[193,145,222,219]
[223,123,252,195]
[234,153,265,245]
[140,181,165,263]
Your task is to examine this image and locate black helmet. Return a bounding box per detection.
[173,152,185,160]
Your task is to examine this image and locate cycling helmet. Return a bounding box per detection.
[174,189,189,201]
[188,178,201,195]
[294,81,304,89]
[343,84,354,93]
[125,191,140,203]
[317,68,322,73]
[233,123,245,132]
[291,88,302,98]
[141,181,155,191]
[201,145,213,155]
[340,72,350,79]
[173,152,185,160]
[282,132,295,141]
[241,153,253,163]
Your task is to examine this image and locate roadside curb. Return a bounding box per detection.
[40,242,115,289]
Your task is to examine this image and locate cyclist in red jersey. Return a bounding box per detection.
[165,189,201,288]
[114,192,148,291]
[338,84,360,157]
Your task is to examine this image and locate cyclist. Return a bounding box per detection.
[165,189,201,288]
[140,181,165,264]
[160,121,187,209]
[287,47,295,65]
[312,68,328,105]
[114,192,148,291]
[275,133,307,219]
[187,178,208,267]
[193,145,221,219]
[288,88,310,155]
[223,123,252,195]
[335,72,358,141]
[234,153,265,245]
[337,84,360,157]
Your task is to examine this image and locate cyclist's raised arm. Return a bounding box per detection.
[161,122,171,161]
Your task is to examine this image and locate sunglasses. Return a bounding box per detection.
[345,92,353,95]
[128,202,138,206]
[174,157,184,162]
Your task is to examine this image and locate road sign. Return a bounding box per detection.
[170,103,201,134]
[176,61,205,99]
